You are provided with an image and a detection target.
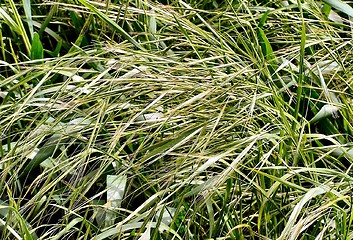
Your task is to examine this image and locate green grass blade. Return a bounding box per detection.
[257,28,275,62]
[76,0,145,51]
[38,4,58,37]
[292,0,306,132]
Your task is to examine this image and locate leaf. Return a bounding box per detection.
[258,10,270,29]
[105,175,127,227]
[23,0,34,39]
[309,104,339,124]
[95,221,182,240]
[277,186,329,240]
[328,9,344,24]
[135,113,164,122]
[257,11,274,60]
[38,4,57,37]
[33,20,69,50]
[138,222,151,240]
[281,1,289,6]
[149,16,157,35]
[323,0,353,18]
[257,28,275,61]
[31,32,44,60]
[155,207,176,226]
[19,134,63,178]
[205,199,214,238]
[332,146,353,159]
[322,3,332,17]
[107,175,127,208]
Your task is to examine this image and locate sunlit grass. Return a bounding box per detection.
[1,0,353,239]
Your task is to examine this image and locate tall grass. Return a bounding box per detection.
[1,0,353,239]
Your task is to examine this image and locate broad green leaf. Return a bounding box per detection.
[257,11,275,63]
[322,3,332,17]
[257,28,274,61]
[258,10,270,29]
[31,32,44,60]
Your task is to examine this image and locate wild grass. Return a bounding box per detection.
[1,0,353,239]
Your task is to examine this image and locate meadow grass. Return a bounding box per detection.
[1,0,353,239]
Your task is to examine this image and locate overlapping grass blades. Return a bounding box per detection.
[1,0,353,239]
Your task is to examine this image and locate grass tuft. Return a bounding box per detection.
[1,0,353,239]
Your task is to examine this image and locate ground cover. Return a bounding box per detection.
[1,0,353,239]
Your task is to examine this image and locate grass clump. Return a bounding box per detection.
[1,0,353,239]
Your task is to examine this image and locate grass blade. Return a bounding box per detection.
[8,0,31,55]
[323,0,353,18]
[76,0,145,51]
[22,0,34,39]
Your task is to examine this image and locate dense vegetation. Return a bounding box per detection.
[1,0,353,239]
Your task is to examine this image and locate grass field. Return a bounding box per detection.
[1,0,353,239]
